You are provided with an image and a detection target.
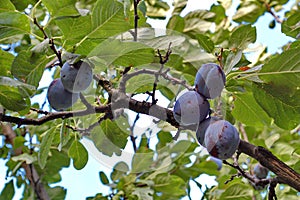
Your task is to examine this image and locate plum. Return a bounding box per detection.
[204,120,240,160]
[173,91,210,126]
[253,163,269,179]
[60,60,93,93]
[194,63,226,99]
[196,116,219,146]
[207,156,223,170]
[47,78,79,111]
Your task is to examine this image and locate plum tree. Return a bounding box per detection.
[194,63,226,99]
[0,0,300,199]
[47,78,79,111]
[60,61,93,93]
[173,91,210,125]
[196,116,219,146]
[253,163,269,179]
[204,120,240,160]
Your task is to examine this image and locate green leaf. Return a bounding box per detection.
[58,119,71,151]
[89,39,155,67]
[0,76,34,111]
[210,4,226,24]
[89,117,129,156]
[229,24,256,49]
[11,50,50,87]
[196,34,215,53]
[74,0,132,54]
[145,0,170,19]
[153,174,186,197]
[184,10,215,34]
[282,12,300,38]
[46,186,67,200]
[233,1,266,23]
[220,183,253,199]
[12,153,37,164]
[99,171,109,185]
[55,15,91,48]
[254,48,300,129]
[167,15,185,33]
[232,91,272,127]
[172,0,188,15]
[224,50,242,75]
[0,0,15,12]
[68,140,88,170]
[131,147,154,173]
[126,74,154,93]
[0,11,30,43]
[42,0,78,18]
[111,161,129,181]
[132,185,154,200]
[0,180,15,200]
[38,127,56,169]
[174,161,219,181]
[0,49,14,77]
[253,83,300,130]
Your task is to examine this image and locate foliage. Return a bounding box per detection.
[0,0,300,199]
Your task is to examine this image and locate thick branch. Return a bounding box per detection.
[1,96,300,191]
[239,140,300,191]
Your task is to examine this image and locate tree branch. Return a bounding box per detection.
[1,96,300,191]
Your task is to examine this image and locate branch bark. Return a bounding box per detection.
[1,94,300,192]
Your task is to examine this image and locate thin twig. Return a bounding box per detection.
[80,93,93,109]
[30,107,49,115]
[133,0,141,41]
[130,114,139,152]
[265,3,283,24]
[33,17,63,66]
[217,48,224,69]
[119,68,193,93]
[239,123,249,142]
[66,112,113,136]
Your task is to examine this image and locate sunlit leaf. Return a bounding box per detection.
[0,180,14,200]
[42,0,78,18]
[232,91,272,127]
[0,11,30,43]
[282,12,300,38]
[11,50,50,87]
[39,127,56,169]
[220,183,253,199]
[68,140,88,170]
[229,24,256,49]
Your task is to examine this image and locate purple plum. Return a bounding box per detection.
[47,78,79,111]
[196,116,219,146]
[253,163,269,179]
[60,61,93,93]
[194,63,226,99]
[204,120,240,160]
[173,91,210,126]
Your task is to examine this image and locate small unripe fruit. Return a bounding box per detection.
[60,61,93,93]
[196,116,219,146]
[173,91,210,126]
[194,63,226,99]
[253,163,269,179]
[204,120,240,160]
[47,78,79,111]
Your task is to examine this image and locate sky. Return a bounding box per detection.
[0,0,296,199]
